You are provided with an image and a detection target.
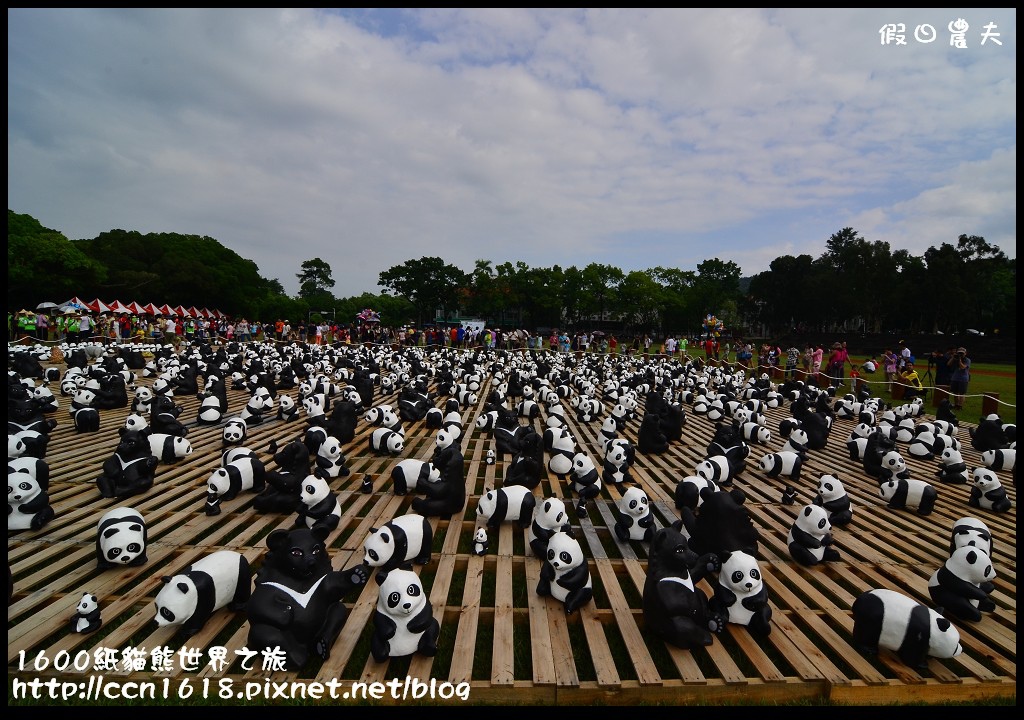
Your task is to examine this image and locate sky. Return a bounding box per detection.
[7,8,1017,298]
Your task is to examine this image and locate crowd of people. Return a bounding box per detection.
[8,308,978,406]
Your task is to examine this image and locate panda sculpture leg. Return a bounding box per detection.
[312,603,352,661]
[563,586,594,615]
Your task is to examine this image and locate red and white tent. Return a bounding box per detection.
[186,306,202,319]
[141,303,161,315]
[200,308,214,319]
[157,304,175,316]
[85,298,112,313]
[173,305,191,318]
[126,301,146,314]
[61,296,89,311]
[107,300,133,313]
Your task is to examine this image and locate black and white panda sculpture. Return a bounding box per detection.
[69,592,103,634]
[614,485,654,543]
[390,459,440,495]
[313,435,348,479]
[537,530,593,615]
[476,485,537,531]
[205,456,267,516]
[148,433,194,465]
[153,550,252,639]
[222,417,248,447]
[787,504,840,566]
[813,474,853,526]
[935,448,970,484]
[295,474,342,532]
[709,550,772,636]
[8,468,56,532]
[96,506,148,569]
[369,428,404,456]
[567,452,601,518]
[362,513,434,574]
[878,478,937,516]
[968,468,1012,513]
[528,497,572,560]
[927,545,997,622]
[949,517,993,558]
[757,451,803,483]
[852,588,962,669]
[370,567,440,662]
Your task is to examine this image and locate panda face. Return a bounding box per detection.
[971,468,1000,491]
[720,551,763,593]
[153,577,197,628]
[208,468,232,496]
[379,568,427,618]
[363,529,393,566]
[9,475,41,503]
[545,532,583,572]
[619,487,649,517]
[572,453,596,477]
[797,505,831,536]
[301,477,331,506]
[222,419,247,444]
[536,498,567,528]
[882,451,906,474]
[476,491,497,519]
[103,523,145,564]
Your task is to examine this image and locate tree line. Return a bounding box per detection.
[8,210,1015,338]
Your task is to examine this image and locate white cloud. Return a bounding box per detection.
[7,8,1016,296]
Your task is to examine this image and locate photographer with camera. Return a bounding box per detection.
[948,347,971,410]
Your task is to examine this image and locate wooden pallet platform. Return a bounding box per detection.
[8,349,1016,705]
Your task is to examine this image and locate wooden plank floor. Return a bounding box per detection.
[7,346,1016,705]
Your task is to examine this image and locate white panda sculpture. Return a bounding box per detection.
[813,474,853,526]
[196,394,224,425]
[927,545,997,622]
[370,567,440,661]
[205,456,267,516]
[123,412,149,433]
[544,426,578,479]
[473,527,489,556]
[787,504,840,566]
[674,474,719,512]
[277,393,300,423]
[935,448,970,484]
[390,459,440,496]
[878,450,911,482]
[528,497,572,559]
[981,448,1016,473]
[949,517,993,558]
[148,433,194,465]
[476,485,537,531]
[968,468,1012,513]
[96,506,148,569]
[614,486,655,543]
[296,475,342,532]
[362,513,434,573]
[852,588,962,669]
[153,550,252,639]
[222,417,248,446]
[757,451,804,483]
[878,478,937,516]
[567,452,601,518]
[313,435,348,479]
[537,530,593,614]
[8,470,55,532]
[709,550,772,636]
[69,592,103,634]
[369,428,404,456]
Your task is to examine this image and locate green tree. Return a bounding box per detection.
[617,270,662,334]
[649,266,697,335]
[296,258,336,299]
[7,211,107,308]
[580,263,624,327]
[378,256,469,325]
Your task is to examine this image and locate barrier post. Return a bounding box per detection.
[982,393,1000,416]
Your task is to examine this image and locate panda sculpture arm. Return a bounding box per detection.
[740,585,770,612]
[656,579,702,617]
[712,584,738,611]
[789,524,823,549]
[331,564,369,596]
[370,614,398,662]
[935,566,990,602]
[406,604,437,635]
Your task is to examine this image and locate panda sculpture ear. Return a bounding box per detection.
[311,525,331,543]
[375,569,389,587]
[161,576,172,584]
[266,529,289,552]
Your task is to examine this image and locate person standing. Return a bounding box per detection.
[948,347,971,409]
[811,344,824,382]
[785,345,801,380]
[881,348,899,391]
[77,312,93,343]
[898,339,912,371]
[665,335,677,358]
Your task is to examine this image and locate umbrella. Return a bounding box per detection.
[590,330,606,337]
[35,301,59,311]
